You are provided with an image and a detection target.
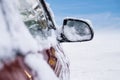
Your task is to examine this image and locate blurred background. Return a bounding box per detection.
[46,0,120,80]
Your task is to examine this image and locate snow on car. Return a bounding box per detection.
[0,0,94,80]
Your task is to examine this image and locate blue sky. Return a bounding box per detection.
[46,0,120,30]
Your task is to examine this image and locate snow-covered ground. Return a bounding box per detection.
[61,30,120,80]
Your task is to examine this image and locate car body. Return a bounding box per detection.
[0,0,94,80]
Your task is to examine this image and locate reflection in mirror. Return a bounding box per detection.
[63,19,94,42]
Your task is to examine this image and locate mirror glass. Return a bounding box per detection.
[63,19,93,42]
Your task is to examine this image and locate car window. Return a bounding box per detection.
[18,0,55,39]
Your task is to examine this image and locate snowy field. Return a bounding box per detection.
[61,30,120,80]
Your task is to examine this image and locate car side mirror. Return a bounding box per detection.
[59,18,94,42]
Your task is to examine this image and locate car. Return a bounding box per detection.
[0,0,94,80]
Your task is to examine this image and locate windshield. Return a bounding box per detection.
[18,0,55,39]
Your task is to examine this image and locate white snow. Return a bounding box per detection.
[64,25,91,41]
[0,4,14,61]
[61,30,120,80]
[25,53,59,80]
[63,18,92,41]
[35,29,58,50]
[0,0,59,80]
[0,0,39,59]
[64,17,93,28]
[0,0,42,71]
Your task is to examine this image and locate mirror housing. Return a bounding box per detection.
[59,18,94,42]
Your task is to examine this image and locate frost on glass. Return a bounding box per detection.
[18,0,53,38]
[18,0,58,48]
[63,20,92,41]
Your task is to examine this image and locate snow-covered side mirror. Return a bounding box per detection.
[59,18,94,42]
